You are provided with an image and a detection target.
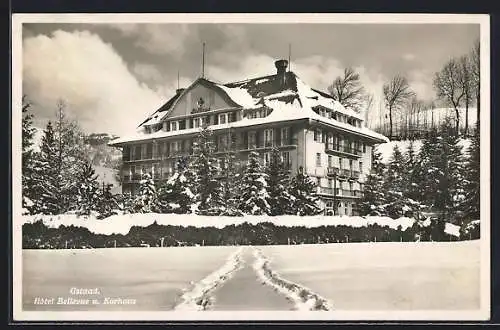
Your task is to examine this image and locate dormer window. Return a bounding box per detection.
[171,121,178,131]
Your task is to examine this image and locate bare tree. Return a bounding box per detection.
[470,39,480,123]
[383,75,415,139]
[458,55,474,136]
[328,67,366,113]
[433,58,464,135]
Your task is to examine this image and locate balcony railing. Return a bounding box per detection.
[325,144,362,157]
[327,167,340,176]
[316,187,362,198]
[340,169,351,177]
[351,170,360,179]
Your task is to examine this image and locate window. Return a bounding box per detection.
[218,135,228,151]
[349,159,353,170]
[171,121,178,131]
[130,146,136,160]
[170,141,177,155]
[264,152,271,166]
[281,127,290,146]
[248,131,256,149]
[339,157,344,169]
[328,155,333,167]
[264,129,274,147]
[349,181,353,191]
[219,113,226,124]
[193,118,200,128]
[362,143,367,153]
[316,153,322,167]
[281,151,290,168]
[359,162,363,174]
[328,178,333,188]
[314,128,322,142]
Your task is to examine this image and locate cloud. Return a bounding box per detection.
[402,53,416,61]
[407,69,435,101]
[23,29,165,136]
[109,24,195,58]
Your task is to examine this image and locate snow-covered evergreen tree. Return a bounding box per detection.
[220,146,243,216]
[384,145,412,218]
[53,102,88,212]
[462,121,480,219]
[75,160,100,216]
[288,167,322,216]
[95,183,119,219]
[157,158,195,214]
[237,151,271,215]
[22,96,36,211]
[189,126,225,215]
[265,147,294,215]
[131,173,158,213]
[413,128,441,207]
[416,123,464,218]
[404,140,420,201]
[359,149,387,216]
[30,122,61,214]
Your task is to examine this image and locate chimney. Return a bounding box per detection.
[275,59,288,75]
[176,88,185,94]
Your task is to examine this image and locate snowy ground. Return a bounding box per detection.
[259,241,480,310]
[22,246,238,311]
[23,241,479,311]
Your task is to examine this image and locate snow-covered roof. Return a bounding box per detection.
[111,71,386,146]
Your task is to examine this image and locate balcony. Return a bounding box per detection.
[240,138,298,152]
[327,167,340,177]
[315,187,362,198]
[339,169,351,177]
[325,144,362,158]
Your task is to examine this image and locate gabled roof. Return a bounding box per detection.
[110,68,385,146]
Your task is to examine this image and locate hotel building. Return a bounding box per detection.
[109,59,388,216]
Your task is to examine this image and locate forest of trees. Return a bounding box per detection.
[329,40,480,140]
[360,120,480,226]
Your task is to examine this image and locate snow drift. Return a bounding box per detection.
[22,213,429,236]
[174,246,245,311]
[252,247,334,311]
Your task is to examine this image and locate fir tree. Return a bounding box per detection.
[404,140,420,201]
[265,147,294,215]
[237,151,271,215]
[359,149,387,216]
[384,145,410,218]
[53,101,88,212]
[220,146,243,216]
[462,121,480,219]
[132,173,158,213]
[157,158,195,214]
[413,128,441,207]
[22,96,36,211]
[95,183,119,219]
[189,126,224,215]
[417,123,464,218]
[288,167,322,216]
[31,122,61,214]
[76,161,100,216]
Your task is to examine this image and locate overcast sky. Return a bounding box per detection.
[22,22,479,136]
